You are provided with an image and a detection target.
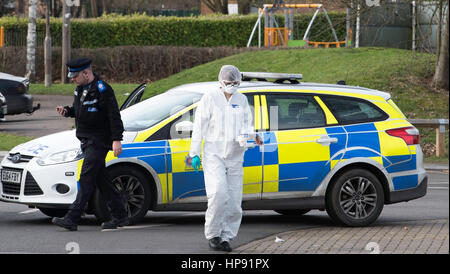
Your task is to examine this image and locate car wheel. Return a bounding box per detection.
[92,166,152,225]
[326,168,384,227]
[274,209,310,216]
[38,208,68,218]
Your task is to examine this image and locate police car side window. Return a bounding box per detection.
[266,94,326,130]
[321,96,388,124]
[243,94,255,123]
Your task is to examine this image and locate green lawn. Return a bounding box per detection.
[8,47,450,162]
[0,133,34,151]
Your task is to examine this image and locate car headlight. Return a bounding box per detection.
[37,149,84,166]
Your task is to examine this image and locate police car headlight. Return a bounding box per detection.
[37,149,84,166]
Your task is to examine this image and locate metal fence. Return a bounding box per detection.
[2,28,62,47]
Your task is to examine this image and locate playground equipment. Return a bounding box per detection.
[247,1,346,48]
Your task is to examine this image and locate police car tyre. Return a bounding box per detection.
[38,207,68,218]
[92,166,152,225]
[326,169,384,227]
[274,209,310,216]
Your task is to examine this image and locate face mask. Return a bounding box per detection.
[221,81,239,95]
[223,86,238,95]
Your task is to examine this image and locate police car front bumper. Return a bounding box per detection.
[0,155,78,207]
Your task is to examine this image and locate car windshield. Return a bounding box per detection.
[121,91,202,131]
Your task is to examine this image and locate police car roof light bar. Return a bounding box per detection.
[241,72,303,84]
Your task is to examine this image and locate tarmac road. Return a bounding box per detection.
[0,95,74,138]
[0,171,447,254]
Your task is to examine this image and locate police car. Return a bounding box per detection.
[0,72,427,226]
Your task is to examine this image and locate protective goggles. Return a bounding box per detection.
[221,80,240,87]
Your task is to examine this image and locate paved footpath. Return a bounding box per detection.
[233,218,448,254]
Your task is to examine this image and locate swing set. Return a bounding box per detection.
[247,1,348,48]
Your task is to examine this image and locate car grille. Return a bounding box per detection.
[1,167,22,195]
[24,172,43,196]
[1,169,43,196]
[7,153,34,164]
[2,181,21,195]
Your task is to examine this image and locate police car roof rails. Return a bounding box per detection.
[241,72,303,84]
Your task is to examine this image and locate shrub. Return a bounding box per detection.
[0,45,258,83]
[0,13,347,48]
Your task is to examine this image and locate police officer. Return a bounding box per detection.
[53,58,128,231]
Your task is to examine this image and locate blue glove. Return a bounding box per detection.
[192,156,201,172]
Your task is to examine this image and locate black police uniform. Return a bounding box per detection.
[61,58,127,225]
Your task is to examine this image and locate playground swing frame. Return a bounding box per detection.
[247,3,343,48]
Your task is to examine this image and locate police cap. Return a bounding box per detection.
[66,58,92,78]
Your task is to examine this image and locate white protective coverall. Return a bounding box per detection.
[189,73,254,242]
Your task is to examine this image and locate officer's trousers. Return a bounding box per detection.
[65,139,127,223]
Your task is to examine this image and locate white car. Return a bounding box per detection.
[0,74,427,226]
[0,92,6,121]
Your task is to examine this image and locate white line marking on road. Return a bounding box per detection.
[429,182,449,185]
[19,209,40,214]
[429,187,449,190]
[101,224,171,232]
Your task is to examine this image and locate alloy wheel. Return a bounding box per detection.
[113,175,145,218]
[338,176,377,220]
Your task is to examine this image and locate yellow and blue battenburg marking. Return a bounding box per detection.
[74,93,419,203]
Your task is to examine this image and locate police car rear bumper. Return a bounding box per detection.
[386,176,428,204]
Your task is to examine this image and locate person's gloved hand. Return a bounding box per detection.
[192,156,201,172]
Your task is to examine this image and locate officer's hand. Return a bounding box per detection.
[113,141,122,157]
[192,156,201,172]
[56,106,67,117]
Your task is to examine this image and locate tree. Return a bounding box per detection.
[26,0,36,82]
[90,0,97,17]
[431,5,449,90]
[201,0,228,14]
[15,0,26,15]
[44,0,51,87]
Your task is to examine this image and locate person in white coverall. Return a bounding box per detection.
[188,65,262,252]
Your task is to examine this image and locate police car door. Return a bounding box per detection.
[167,94,264,204]
[241,94,263,200]
[260,93,347,199]
[120,83,146,111]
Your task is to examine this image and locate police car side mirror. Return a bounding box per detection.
[175,121,194,135]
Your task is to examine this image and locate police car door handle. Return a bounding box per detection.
[316,136,338,146]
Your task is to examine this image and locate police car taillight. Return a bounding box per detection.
[386,127,420,145]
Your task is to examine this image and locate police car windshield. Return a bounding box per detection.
[121,91,202,131]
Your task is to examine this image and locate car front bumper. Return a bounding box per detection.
[0,155,78,207]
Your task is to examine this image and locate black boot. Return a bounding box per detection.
[101,216,129,230]
[221,241,232,252]
[208,237,224,251]
[52,217,78,231]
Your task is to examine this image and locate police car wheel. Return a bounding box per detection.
[92,166,152,225]
[38,207,68,218]
[274,209,310,216]
[326,169,384,227]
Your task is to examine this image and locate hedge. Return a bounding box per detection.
[0,45,258,83]
[0,13,347,48]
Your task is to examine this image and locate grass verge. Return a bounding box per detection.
[0,133,34,151]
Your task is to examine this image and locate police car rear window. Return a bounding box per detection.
[321,95,388,124]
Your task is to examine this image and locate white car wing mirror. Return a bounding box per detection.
[175,120,194,134]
